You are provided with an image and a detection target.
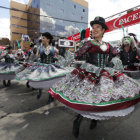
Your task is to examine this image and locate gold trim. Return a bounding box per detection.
[72,0,88,8]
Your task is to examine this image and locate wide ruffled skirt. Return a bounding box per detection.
[0,62,22,74]
[0,62,24,80]
[48,63,140,120]
[16,52,75,89]
[15,62,73,81]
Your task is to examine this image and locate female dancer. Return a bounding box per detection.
[16,32,72,102]
[48,17,140,137]
[0,46,23,86]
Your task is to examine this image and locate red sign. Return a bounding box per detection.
[68,32,80,41]
[68,28,90,41]
[85,28,90,38]
[106,8,140,32]
[0,46,6,49]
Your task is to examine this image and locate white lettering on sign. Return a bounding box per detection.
[113,11,140,28]
[127,15,133,22]
[73,34,80,41]
[133,13,139,20]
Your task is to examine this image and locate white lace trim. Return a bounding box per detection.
[71,106,135,120]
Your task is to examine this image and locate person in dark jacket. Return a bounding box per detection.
[120,36,138,70]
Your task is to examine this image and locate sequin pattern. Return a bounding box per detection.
[53,63,140,104]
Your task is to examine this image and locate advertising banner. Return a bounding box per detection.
[105,8,140,33]
[68,8,140,41]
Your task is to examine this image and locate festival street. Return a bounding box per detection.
[0,0,140,139]
[0,80,140,140]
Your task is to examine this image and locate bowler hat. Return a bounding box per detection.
[42,32,53,40]
[90,16,109,31]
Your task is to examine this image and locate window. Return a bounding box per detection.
[81,16,84,20]
[83,9,85,12]
[60,9,64,14]
[11,16,40,24]
[12,24,27,29]
[12,32,21,35]
[74,5,76,9]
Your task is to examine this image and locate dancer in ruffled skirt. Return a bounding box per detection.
[0,46,24,86]
[16,32,74,102]
[48,17,140,137]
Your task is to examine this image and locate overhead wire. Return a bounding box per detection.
[0,4,139,24]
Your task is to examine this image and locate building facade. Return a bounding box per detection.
[39,0,88,38]
[10,0,40,49]
[28,0,88,39]
[10,1,29,49]
[27,0,40,40]
[10,0,88,49]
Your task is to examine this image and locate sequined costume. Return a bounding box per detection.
[0,53,22,74]
[15,45,72,82]
[48,40,140,120]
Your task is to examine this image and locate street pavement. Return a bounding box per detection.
[0,80,140,140]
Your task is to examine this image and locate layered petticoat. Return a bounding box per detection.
[0,62,23,74]
[15,62,74,81]
[48,63,140,120]
[70,106,135,120]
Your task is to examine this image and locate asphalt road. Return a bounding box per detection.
[0,80,140,140]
